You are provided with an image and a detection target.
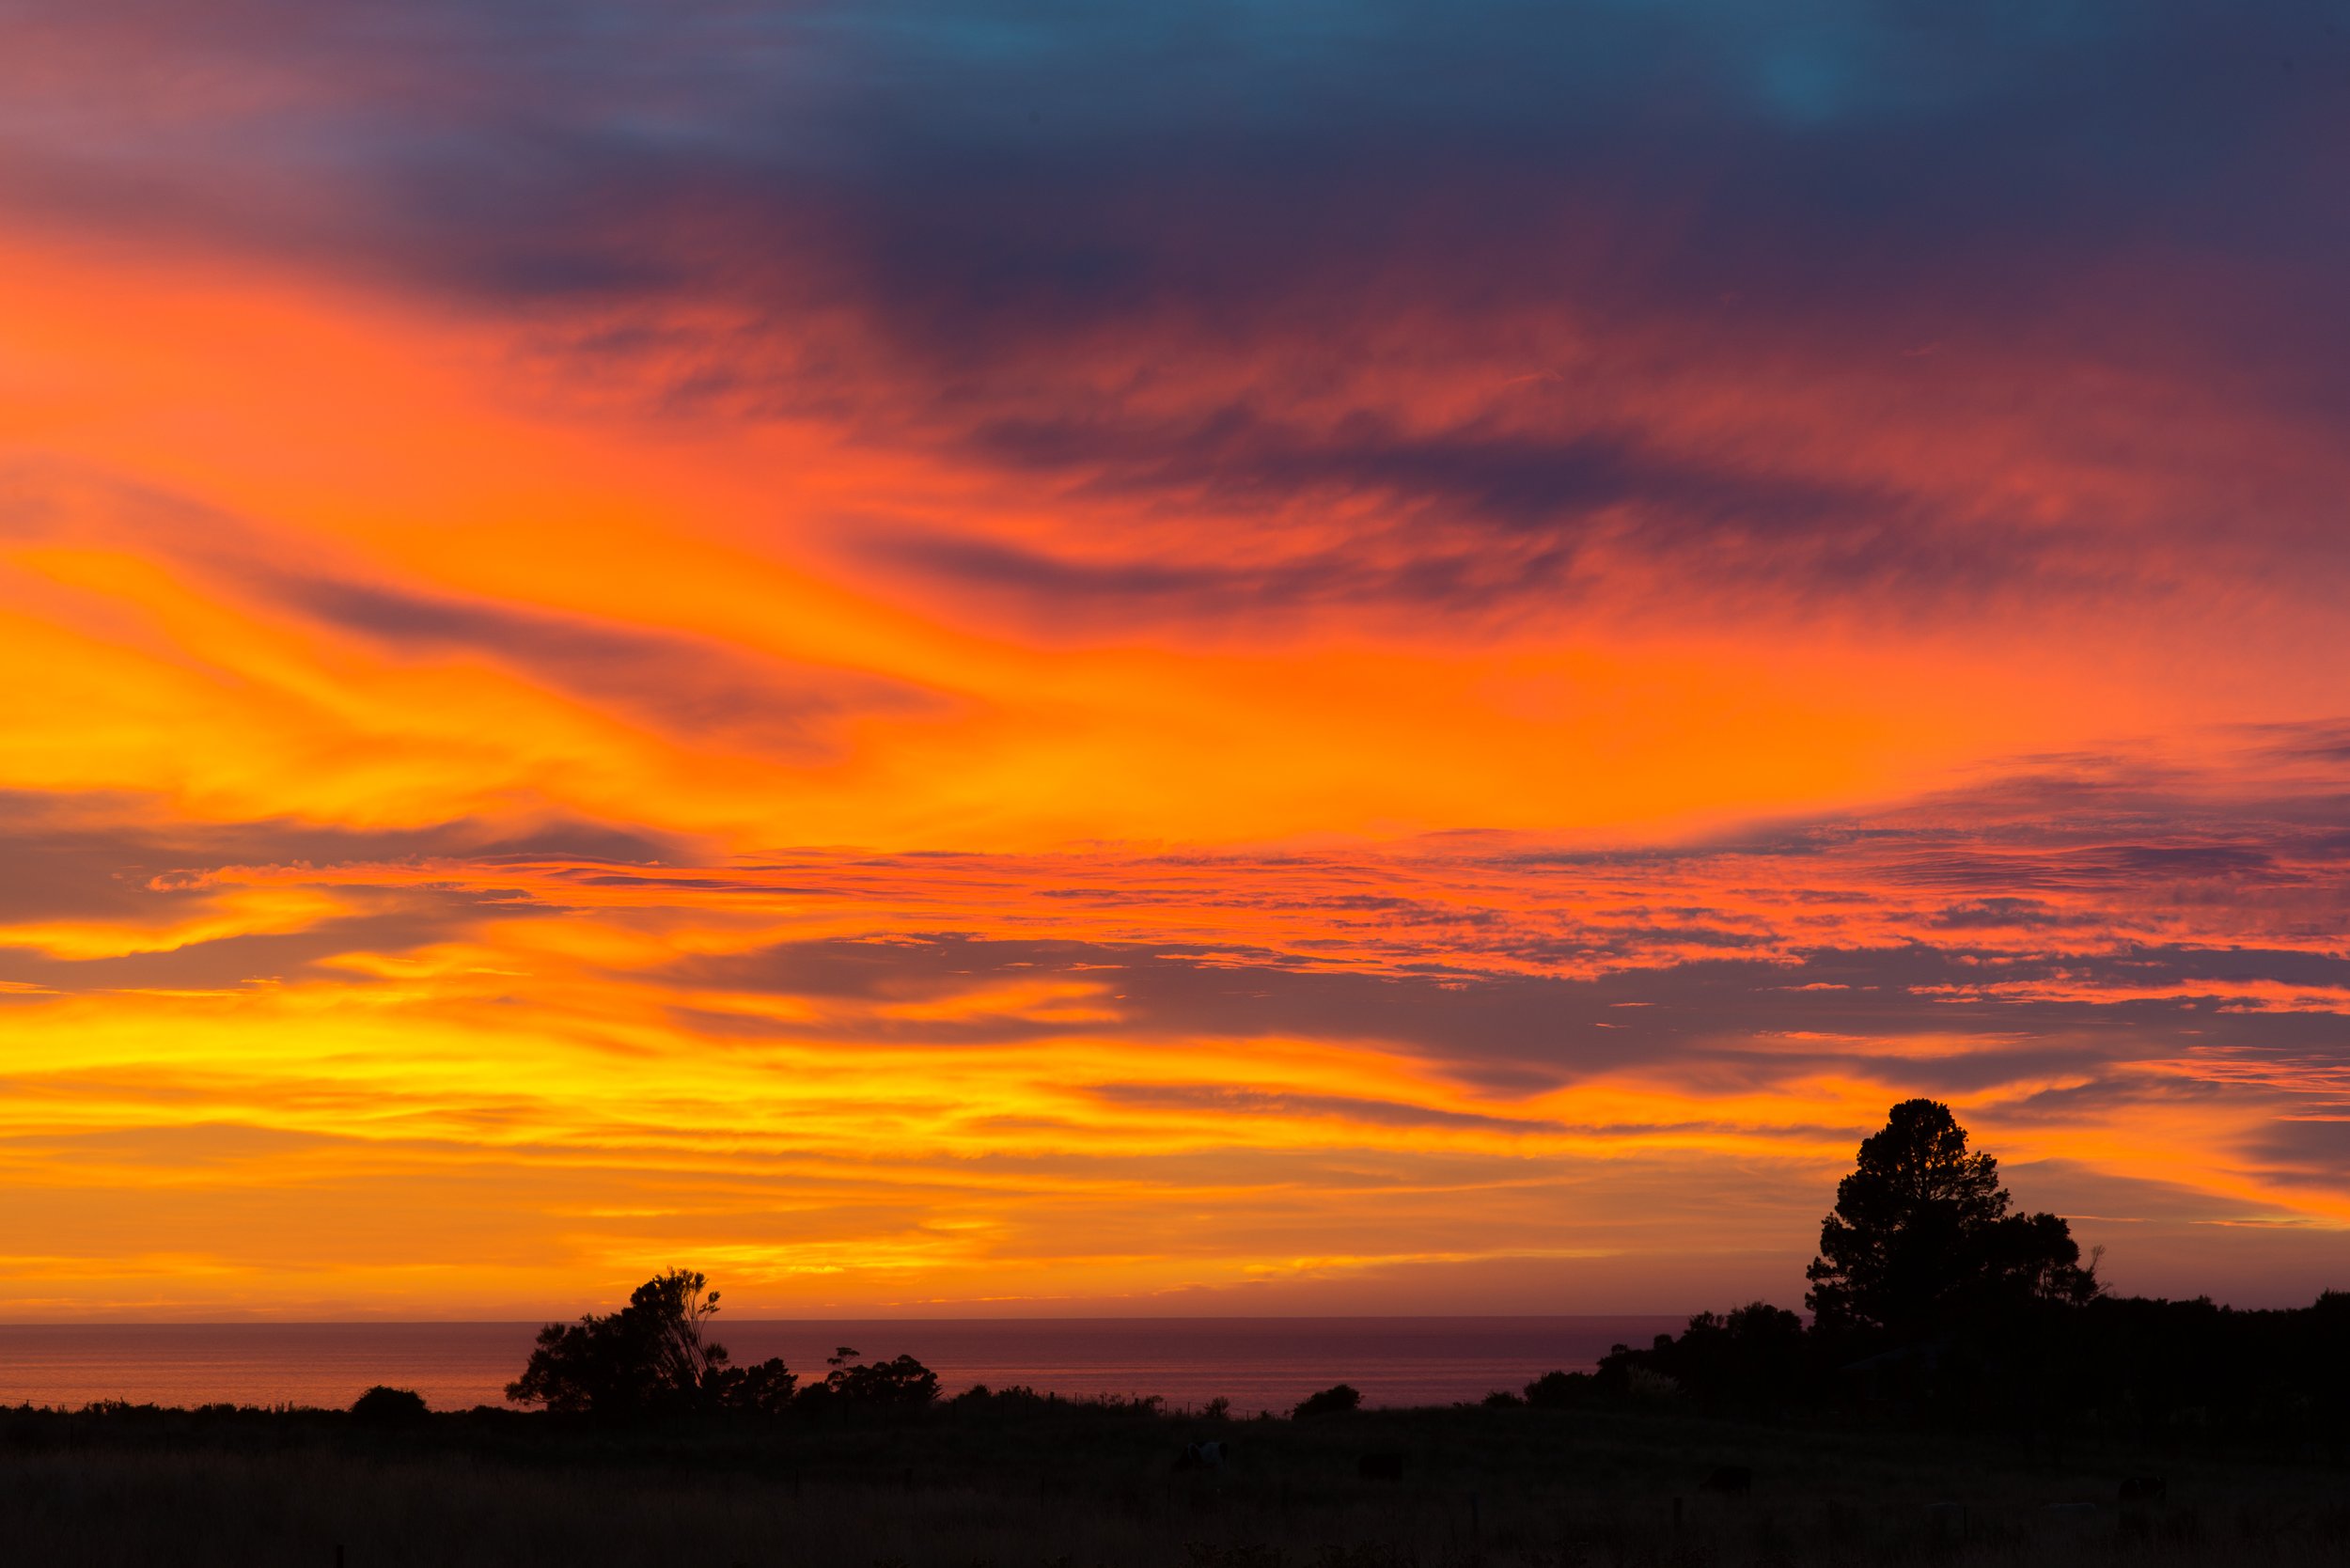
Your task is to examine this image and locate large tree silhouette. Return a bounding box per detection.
[1805,1100,2099,1340]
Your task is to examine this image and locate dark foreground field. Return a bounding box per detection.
[2,1402,2343,1567]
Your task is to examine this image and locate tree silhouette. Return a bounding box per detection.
[1805,1099,2099,1340]
[826,1352,941,1404]
[794,1344,940,1407]
[506,1268,796,1417]
[350,1384,430,1424]
[1292,1384,1362,1418]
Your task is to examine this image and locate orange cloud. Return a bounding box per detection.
[2,1,2347,1316]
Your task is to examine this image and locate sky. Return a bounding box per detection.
[1,0,2346,1319]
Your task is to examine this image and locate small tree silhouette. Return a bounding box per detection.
[819,1346,941,1405]
[350,1385,429,1424]
[1523,1370,1588,1409]
[1292,1383,1362,1418]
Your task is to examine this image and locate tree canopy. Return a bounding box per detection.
[1805,1099,2100,1340]
[350,1384,430,1424]
[1292,1384,1362,1418]
[823,1349,941,1405]
[505,1268,797,1418]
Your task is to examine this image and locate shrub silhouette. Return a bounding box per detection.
[1292,1384,1361,1418]
[948,1382,1049,1412]
[1523,1370,1590,1409]
[1665,1302,1808,1412]
[350,1385,429,1424]
[1595,1303,1804,1416]
[794,1345,941,1410]
[713,1354,802,1414]
[506,1268,796,1417]
[828,1351,941,1405]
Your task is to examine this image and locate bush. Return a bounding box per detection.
[1523,1371,1590,1409]
[707,1355,799,1415]
[351,1386,430,1424]
[816,1351,940,1406]
[1622,1366,1683,1407]
[949,1383,1049,1412]
[1292,1384,1362,1419]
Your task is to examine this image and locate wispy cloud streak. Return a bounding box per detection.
[0,1,2344,1315]
[1,741,2344,1312]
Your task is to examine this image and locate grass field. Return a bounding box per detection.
[1,1401,2342,1566]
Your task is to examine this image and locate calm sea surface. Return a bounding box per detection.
[0,1317,1680,1414]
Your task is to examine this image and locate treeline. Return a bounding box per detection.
[1513,1289,2350,1444]
[1506,1102,2350,1446]
[483,1100,2341,1446]
[502,1271,941,1419]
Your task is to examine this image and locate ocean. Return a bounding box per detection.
[0,1316,1681,1414]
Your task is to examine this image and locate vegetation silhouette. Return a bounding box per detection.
[475,1096,2348,1461]
[1494,1099,2348,1445]
[1292,1384,1362,1418]
[797,1344,943,1410]
[505,1281,943,1420]
[1521,1369,1581,1409]
[505,1268,798,1418]
[1804,1098,2101,1341]
[349,1385,429,1424]
[14,1098,2350,1564]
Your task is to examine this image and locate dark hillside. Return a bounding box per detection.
[1,1397,2343,1566]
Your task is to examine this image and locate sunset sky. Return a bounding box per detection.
[3,1,2347,1319]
